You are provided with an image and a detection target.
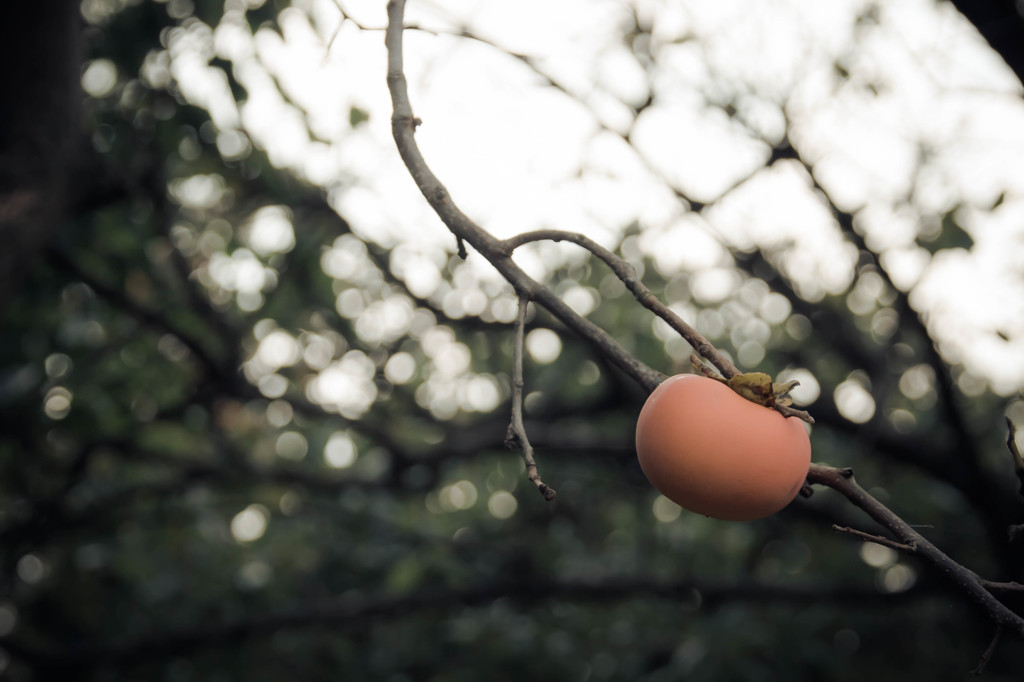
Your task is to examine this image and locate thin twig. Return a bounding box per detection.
[502,230,814,423]
[327,0,372,55]
[979,579,1024,594]
[504,295,556,501]
[970,627,1003,676]
[503,230,737,379]
[1006,418,1024,499]
[831,525,917,552]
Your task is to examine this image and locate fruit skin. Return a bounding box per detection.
[635,374,811,521]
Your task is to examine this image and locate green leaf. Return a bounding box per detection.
[349,106,370,127]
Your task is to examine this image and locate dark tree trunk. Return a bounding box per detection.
[947,0,1024,87]
[0,1,82,311]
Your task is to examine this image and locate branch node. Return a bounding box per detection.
[391,113,420,131]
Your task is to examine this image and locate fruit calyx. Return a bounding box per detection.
[688,354,799,409]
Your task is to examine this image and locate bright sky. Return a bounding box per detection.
[144,0,1024,418]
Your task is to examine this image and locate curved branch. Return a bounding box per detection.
[503,229,738,379]
[503,232,813,423]
[385,0,663,394]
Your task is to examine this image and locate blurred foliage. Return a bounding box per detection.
[1,1,1024,680]
[916,205,975,255]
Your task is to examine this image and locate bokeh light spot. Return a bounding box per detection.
[859,542,897,568]
[236,559,273,590]
[652,495,682,523]
[440,480,479,511]
[835,379,876,423]
[230,504,269,543]
[324,431,357,468]
[265,399,293,428]
[44,353,72,379]
[384,351,417,384]
[82,59,118,97]
[275,431,308,460]
[245,205,294,255]
[257,373,288,399]
[777,368,820,405]
[487,491,518,519]
[880,563,917,593]
[0,604,17,637]
[43,387,73,420]
[899,364,935,401]
[16,555,45,584]
[526,328,562,364]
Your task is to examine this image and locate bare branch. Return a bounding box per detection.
[970,627,1003,676]
[979,580,1024,594]
[384,0,663,393]
[505,295,556,501]
[503,232,815,424]
[503,229,738,379]
[1006,418,1024,500]
[807,463,1024,639]
[384,0,1024,648]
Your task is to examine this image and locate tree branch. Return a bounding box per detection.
[505,295,556,500]
[831,524,916,552]
[1006,418,1024,500]
[384,0,1024,649]
[971,626,1003,677]
[46,247,240,390]
[807,463,1024,638]
[384,0,663,394]
[503,229,737,380]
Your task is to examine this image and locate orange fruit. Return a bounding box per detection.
[635,374,811,521]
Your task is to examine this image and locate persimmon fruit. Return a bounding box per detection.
[635,374,811,521]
